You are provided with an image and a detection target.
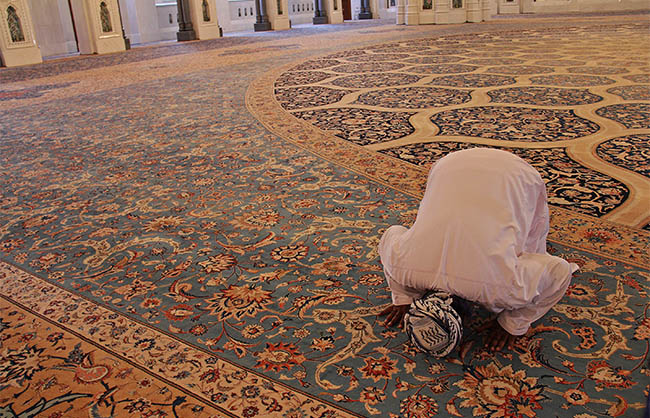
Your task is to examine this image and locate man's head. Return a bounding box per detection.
[403,290,463,357]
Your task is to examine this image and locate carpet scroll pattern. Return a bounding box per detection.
[0,16,649,418]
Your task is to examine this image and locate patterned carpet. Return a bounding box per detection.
[0,14,649,418]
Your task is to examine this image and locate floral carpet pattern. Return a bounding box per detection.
[0,13,649,418]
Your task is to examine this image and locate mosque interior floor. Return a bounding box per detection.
[0,12,648,418]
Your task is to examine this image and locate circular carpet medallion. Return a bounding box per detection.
[248,25,650,224]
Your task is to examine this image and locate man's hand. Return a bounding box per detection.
[378,304,410,328]
[482,319,517,352]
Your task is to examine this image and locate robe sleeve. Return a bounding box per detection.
[379,225,429,306]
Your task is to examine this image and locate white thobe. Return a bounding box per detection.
[379,148,578,336]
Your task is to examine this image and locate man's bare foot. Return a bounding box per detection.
[378,304,410,328]
[482,319,516,352]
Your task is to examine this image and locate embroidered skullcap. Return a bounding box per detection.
[403,290,462,358]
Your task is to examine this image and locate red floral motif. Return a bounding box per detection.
[360,386,386,405]
[114,279,156,301]
[143,216,183,231]
[563,389,589,405]
[254,342,306,372]
[572,326,597,350]
[163,304,194,321]
[270,244,309,262]
[198,253,237,273]
[400,394,438,418]
[455,364,545,418]
[310,256,352,277]
[359,356,398,382]
[205,284,272,321]
[634,318,650,340]
[23,214,57,228]
[230,209,281,230]
[583,228,621,244]
[586,360,635,389]
[0,239,23,253]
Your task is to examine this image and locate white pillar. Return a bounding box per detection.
[466,0,481,21]
[0,0,42,66]
[69,0,126,54]
[188,0,221,39]
[396,0,405,23]
[433,0,448,23]
[324,0,343,23]
[265,0,289,29]
[29,0,77,57]
[404,0,419,24]
[519,0,533,12]
[482,0,493,20]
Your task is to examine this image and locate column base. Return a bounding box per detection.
[358,12,372,19]
[313,15,328,24]
[254,21,273,31]
[177,30,197,41]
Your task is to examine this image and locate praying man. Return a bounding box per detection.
[378,148,578,357]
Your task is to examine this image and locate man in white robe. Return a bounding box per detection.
[378,148,578,352]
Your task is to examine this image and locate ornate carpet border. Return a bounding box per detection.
[0,261,364,418]
[246,59,650,270]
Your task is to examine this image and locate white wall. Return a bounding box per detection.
[289,0,314,25]
[531,0,649,13]
[221,0,255,32]
[120,0,178,44]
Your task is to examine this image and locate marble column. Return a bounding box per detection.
[358,0,372,19]
[396,0,406,24]
[254,0,272,31]
[313,0,327,24]
[187,0,222,38]
[404,0,419,24]
[176,0,196,41]
[116,0,130,49]
[324,0,343,23]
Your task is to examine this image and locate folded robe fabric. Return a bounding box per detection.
[379,148,579,336]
